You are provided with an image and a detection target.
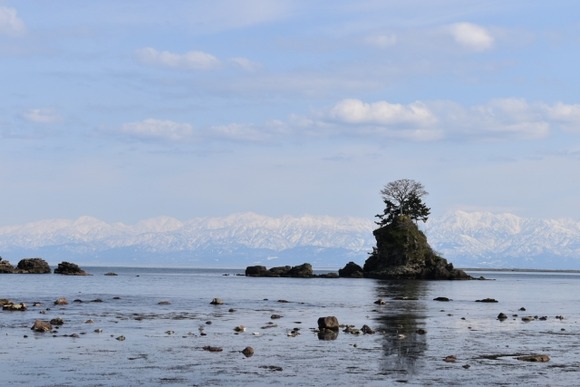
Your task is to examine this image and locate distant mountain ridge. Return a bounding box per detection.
[0,211,579,269]
[425,211,580,269]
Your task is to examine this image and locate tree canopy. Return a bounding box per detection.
[375,179,431,226]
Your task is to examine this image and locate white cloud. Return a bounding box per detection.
[0,7,26,35]
[120,119,193,141]
[21,108,61,124]
[364,33,397,48]
[312,98,580,142]
[447,22,494,51]
[329,98,437,127]
[229,57,262,72]
[211,123,266,142]
[544,102,580,131]
[432,98,549,140]
[135,47,220,70]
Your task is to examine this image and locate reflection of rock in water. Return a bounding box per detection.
[317,329,339,341]
[373,280,429,378]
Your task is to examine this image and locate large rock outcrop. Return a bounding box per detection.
[363,216,471,280]
[54,261,88,276]
[16,258,52,274]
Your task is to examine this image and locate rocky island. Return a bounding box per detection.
[343,179,470,280]
[358,214,470,279]
[246,179,471,280]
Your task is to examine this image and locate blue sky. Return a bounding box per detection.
[1,1,579,226]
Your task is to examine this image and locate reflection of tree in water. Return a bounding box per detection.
[373,280,430,378]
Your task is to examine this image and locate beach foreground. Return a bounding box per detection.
[1,267,579,386]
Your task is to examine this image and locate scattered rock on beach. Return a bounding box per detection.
[476,298,498,303]
[516,354,550,362]
[242,346,254,357]
[318,316,340,331]
[31,319,52,332]
[2,302,27,311]
[434,297,451,302]
[260,365,283,372]
[50,317,64,326]
[54,297,68,305]
[203,345,223,352]
[497,313,508,321]
[210,298,224,305]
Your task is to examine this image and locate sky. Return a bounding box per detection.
[1,0,580,226]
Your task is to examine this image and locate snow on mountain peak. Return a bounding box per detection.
[0,211,579,269]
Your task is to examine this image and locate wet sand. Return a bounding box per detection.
[1,268,579,386]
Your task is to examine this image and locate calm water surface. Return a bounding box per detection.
[1,267,579,386]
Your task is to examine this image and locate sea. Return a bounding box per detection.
[1,267,579,386]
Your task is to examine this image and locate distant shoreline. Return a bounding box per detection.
[53,264,580,274]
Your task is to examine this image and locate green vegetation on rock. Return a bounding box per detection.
[363,180,470,280]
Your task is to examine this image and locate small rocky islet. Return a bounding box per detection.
[0,257,88,275]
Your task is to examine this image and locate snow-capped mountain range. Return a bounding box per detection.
[0,211,579,270]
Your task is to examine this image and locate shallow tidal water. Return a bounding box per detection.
[1,267,579,386]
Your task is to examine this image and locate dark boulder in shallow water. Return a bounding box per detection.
[516,354,550,362]
[242,346,255,357]
[476,298,498,303]
[31,319,52,332]
[54,261,88,275]
[338,261,364,278]
[318,316,340,331]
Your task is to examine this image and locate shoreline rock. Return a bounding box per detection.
[54,261,89,276]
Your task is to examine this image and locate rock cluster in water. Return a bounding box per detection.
[245,263,338,278]
[0,258,88,275]
[245,216,470,280]
[0,258,51,274]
